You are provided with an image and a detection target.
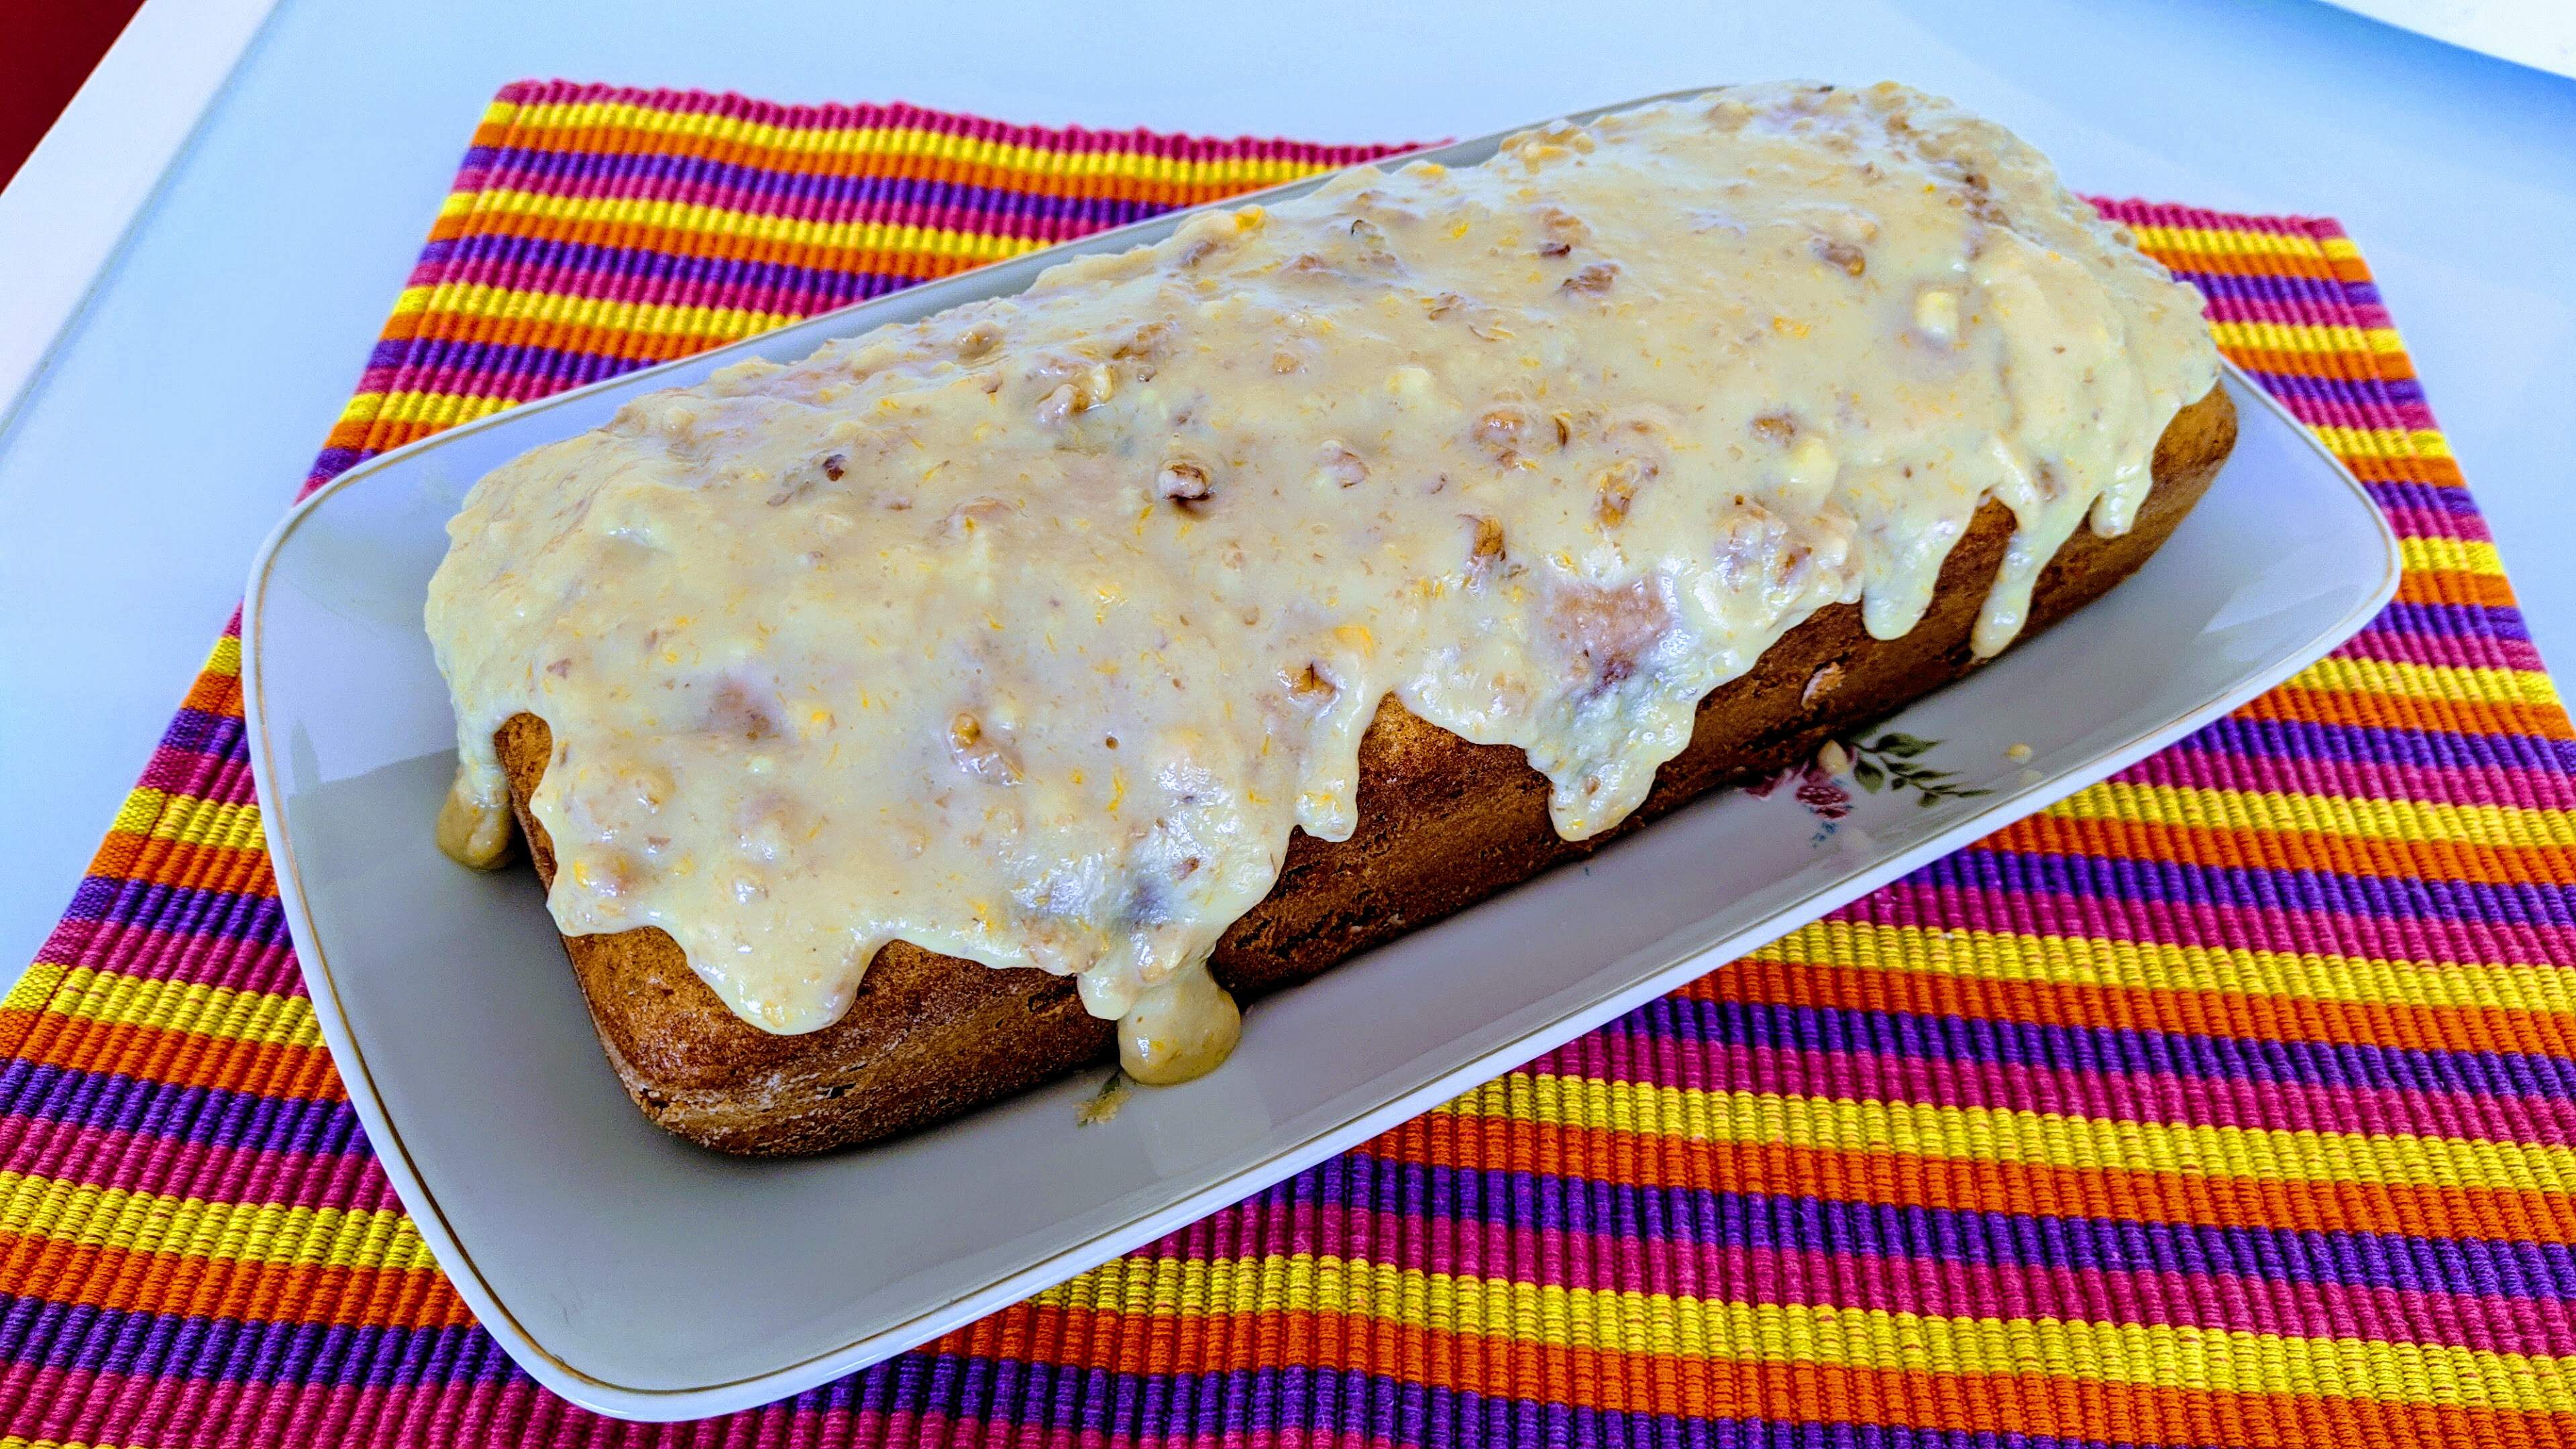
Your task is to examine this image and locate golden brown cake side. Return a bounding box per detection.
[496,384,2236,1157]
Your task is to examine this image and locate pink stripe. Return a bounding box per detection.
[1849,882,2576,983]
[1553,1026,2576,1149]
[0,1118,402,1214]
[0,1368,582,1449]
[2201,294,2393,331]
[38,921,300,996]
[2334,621,2553,676]
[2142,738,2576,814]
[2375,502,2495,545]
[1112,1200,2576,1360]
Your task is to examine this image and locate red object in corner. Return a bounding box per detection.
[1,0,148,187]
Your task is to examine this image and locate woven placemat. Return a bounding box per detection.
[3,80,2571,1446]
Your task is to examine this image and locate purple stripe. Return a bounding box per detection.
[2242,371,2438,432]
[469,146,1193,233]
[57,876,290,947]
[1592,994,2576,1112]
[2177,710,2576,790]
[1562,1022,2576,1149]
[2365,599,2527,646]
[2196,280,2392,321]
[0,1298,500,1389]
[1935,838,2576,932]
[405,233,919,318]
[0,1065,363,1157]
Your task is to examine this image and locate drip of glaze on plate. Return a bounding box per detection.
[426,80,2220,1084]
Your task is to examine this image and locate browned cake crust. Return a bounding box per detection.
[497,384,2237,1155]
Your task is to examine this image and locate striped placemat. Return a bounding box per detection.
[3,79,2571,1446]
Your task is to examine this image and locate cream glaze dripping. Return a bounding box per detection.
[427,82,2220,1080]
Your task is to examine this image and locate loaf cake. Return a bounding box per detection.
[425,81,2231,1155]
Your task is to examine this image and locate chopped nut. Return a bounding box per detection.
[1811,236,1866,276]
[1157,458,1214,506]
[1534,205,1589,257]
[1476,406,1529,449]
[1466,515,1507,578]
[820,452,847,480]
[1595,461,1645,527]
[1801,663,1843,706]
[1750,410,1799,446]
[1285,661,1338,702]
[2006,741,2033,763]
[1818,740,1852,774]
[1312,441,1368,489]
[1560,262,1619,295]
[948,712,1022,785]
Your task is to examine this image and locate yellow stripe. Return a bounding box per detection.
[2125,223,2333,264]
[336,388,522,431]
[2394,535,2506,579]
[2312,424,2449,462]
[0,1439,140,1449]
[1035,1250,2576,1410]
[2290,651,2560,708]
[2,961,67,1016]
[459,184,1057,265]
[2050,780,2576,851]
[203,632,240,680]
[1748,918,2576,1018]
[36,965,321,1051]
[1442,1070,2576,1195]
[104,788,262,851]
[490,99,1346,189]
[0,1170,437,1272]
[2206,319,2405,359]
[388,279,802,351]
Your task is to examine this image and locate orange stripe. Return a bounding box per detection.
[433,201,1063,276]
[1685,956,2576,1061]
[3,1012,344,1102]
[177,669,242,719]
[85,833,273,898]
[2238,682,2573,741]
[1987,812,2576,887]
[387,303,795,368]
[1368,1108,2576,1242]
[933,1301,2571,1444]
[0,1232,470,1328]
[470,117,1309,209]
[2218,344,2412,385]
[2138,248,2343,284]
[2344,451,2465,488]
[2390,568,2524,611]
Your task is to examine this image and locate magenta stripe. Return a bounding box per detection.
[2131,741,2576,813]
[2371,503,2493,544]
[1849,881,2576,978]
[2347,626,2555,678]
[0,1118,399,1214]
[1108,1203,2576,1360]
[1545,1028,2576,1149]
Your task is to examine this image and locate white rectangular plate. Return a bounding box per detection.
[242,95,2401,1422]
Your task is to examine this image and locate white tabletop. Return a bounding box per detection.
[1,0,2571,977]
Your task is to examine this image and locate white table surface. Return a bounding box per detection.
[1,0,2571,979]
